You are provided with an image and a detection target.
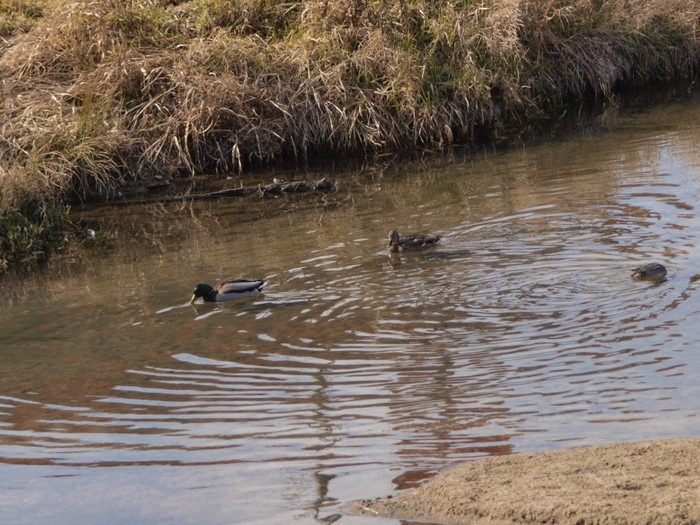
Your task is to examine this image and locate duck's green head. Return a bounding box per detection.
[190,283,214,303]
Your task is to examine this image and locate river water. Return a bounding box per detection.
[1,94,700,524]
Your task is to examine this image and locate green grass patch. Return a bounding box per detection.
[0,199,64,273]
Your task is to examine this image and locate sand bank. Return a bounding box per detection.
[353,438,700,525]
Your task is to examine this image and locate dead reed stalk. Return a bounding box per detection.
[1,0,699,271]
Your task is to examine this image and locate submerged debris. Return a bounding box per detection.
[178,178,336,201]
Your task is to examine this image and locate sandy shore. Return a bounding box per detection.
[352,438,700,525]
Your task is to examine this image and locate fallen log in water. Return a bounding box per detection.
[104,178,336,206]
[179,178,336,201]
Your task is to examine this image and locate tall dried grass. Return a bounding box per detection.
[1,0,699,270]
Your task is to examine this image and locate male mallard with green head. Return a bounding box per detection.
[190,278,266,303]
[632,263,667,281]
[387,230,441,253]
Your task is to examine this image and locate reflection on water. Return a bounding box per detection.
[2,96,700,524]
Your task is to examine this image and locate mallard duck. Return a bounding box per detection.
[387,230,441,253]
[190,278,266,303]
[632,263,667,281]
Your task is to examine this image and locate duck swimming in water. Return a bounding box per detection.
[387,230,441,253]
[190,278,266,303]
[632,263,667,281]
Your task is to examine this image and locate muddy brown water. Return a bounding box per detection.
[1,95,700,524]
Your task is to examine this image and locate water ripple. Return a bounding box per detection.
[3,99,700,523]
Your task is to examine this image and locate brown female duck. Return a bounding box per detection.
[387,230,441,253]
[631,263,667,281]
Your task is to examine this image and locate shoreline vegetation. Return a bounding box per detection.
[1,0,699,273]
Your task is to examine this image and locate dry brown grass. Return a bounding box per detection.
[1,0,699,271]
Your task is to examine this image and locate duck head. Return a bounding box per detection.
[387,230,401,252]
[190,283,214,303]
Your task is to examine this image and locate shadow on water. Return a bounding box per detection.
[1,93,700,524]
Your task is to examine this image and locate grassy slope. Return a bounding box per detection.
[1,0,699,271]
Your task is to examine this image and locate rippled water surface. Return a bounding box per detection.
[2,96,700,524]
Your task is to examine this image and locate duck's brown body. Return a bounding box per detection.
[632,263,667,281]
[387,230,441,253]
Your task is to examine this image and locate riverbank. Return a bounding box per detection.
[2,0,699,272]
[353,437,700,525]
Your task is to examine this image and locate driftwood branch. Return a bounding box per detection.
[106,178,336,206]
[177,178,335,201]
